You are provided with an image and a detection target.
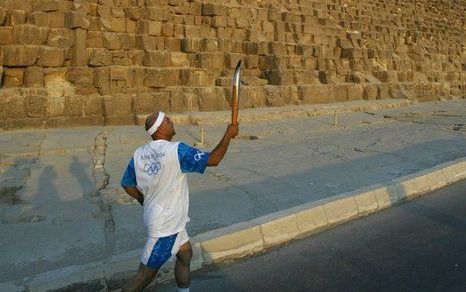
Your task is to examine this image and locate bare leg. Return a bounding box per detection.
[175,241,193,289]
[122,263,158,292]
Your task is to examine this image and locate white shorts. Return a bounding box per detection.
[140,229,189,269]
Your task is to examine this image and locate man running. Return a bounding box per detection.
[120,111,239,292]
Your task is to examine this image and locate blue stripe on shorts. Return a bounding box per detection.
[146,234,178,269]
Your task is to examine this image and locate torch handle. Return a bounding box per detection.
[231,86,239,125]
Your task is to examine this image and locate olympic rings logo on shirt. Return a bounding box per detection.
[144,162,161,176]
[194,151,205,162]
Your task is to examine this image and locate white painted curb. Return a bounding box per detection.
[4,157,465,291]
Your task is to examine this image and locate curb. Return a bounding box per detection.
[3,156,465,291]
[135,99,414,126]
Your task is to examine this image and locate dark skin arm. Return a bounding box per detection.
[123,186,144,206]
[207,124,239,166]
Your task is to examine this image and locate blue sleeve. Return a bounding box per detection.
[178,142,210,174]
[121,158,137,187]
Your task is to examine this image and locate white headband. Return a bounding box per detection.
[146,112,165,136]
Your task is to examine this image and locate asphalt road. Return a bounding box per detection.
[154,179,466,292]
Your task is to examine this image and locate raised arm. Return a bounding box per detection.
[207,124,239,167]
[123,186,144,206]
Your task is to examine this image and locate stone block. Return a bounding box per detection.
[196,221,264,264]
[198,87,228,111]
[93,67,110,94]
[26,95,47,117]
[181,38,200,53]
[136,35,162,51]
[3,46,38,66]
[103,94,133,117]
[300,85,334,104]
[141,7,168,21]
[346,84,363,100]
[37,47,65,67]
[224,53,242,69]
[33,0,58,12]
[3,68,24,87]
[65,12,90,29]
[84,94,103,117]
[161,23,174,37]
[202,3,227,16]
[324,196,359,225]
[89,48,113,66]
[165,38,181,51]
[363,84,377,100]
[253,210,299,247]
[66,68,93,87]
[143,51,171,67]
[9,10,27,26]
[31,11,51,27]
[266,70,294,85]
[179,69,211,87]
[13,25,48,45]
[72,29,88,66]
[50,12,66,28]
[170,52,189,67]
[0,7,6,25]
[0,27,13,45]
[377,84,390,99]
[132,92,170,114]
[47,29,74,48]
[103,32,121,50]
[144,68,179,87]
[87,31,104,48]
[24,68,44,87]
[64,95,84,117]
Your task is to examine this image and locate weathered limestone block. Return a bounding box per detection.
[72,29,88,66]
[373,70,398,83]
[87,31,104,48]
[346,84,363,100]
[143,51,172,67]
[0,27,13,45]
[3,68,24,87]
[83,94,103,117]
[198,87,228,111]
[47,29,74,48]
[26,94,47,118]
[49,12,66,28]
[132,92,170,114]
[103,32,121,50]
[141,7,169,21]
[24,68,44,87]
[144,68,179,87]
[181,38,200,53]
[202,3,227,16]
[363,84,378,100]
[31,11,51,27]
[264,86,286,107]
[13,25,49,45]
[225,53,242,69]
[300,85,334,104]
[0,7,6,25]
[266,70,294,85]
[101,16,126,33]
[93,67,110,95]
[33,0,58,12]
[136,35,163,51]
[329,85,347,102]
[179,69,211,86]
[8,10,26,26]
[66,68,93,87]
[3,46,39,66]
[37,47,65,67]
[377,84,390,99]
[65,12,90,29]
[114,35,133,51]
[65,95,84,117]
[88,48,112,66]
[170,52,189,67]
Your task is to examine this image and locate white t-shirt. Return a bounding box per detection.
[131,140,208,237]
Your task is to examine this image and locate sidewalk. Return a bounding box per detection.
[1,99,466,289]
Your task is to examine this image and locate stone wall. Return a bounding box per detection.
[0,0,464,129]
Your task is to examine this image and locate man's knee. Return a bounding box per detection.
[176,242,193,265]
